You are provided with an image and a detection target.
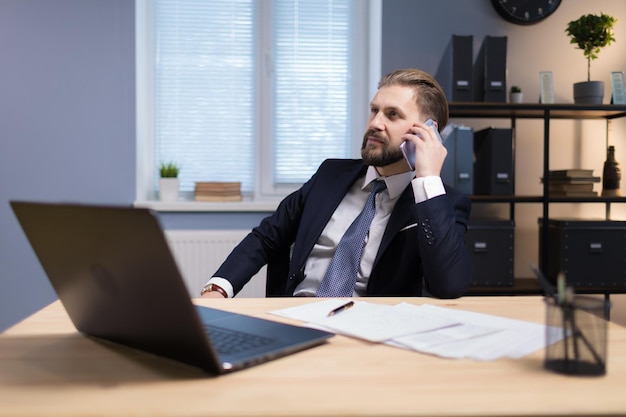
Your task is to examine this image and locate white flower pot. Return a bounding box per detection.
[509,92,523,103]
[159,178,179,201]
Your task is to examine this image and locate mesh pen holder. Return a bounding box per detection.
[544,295,611,376]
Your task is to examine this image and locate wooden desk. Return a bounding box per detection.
[1,297,625,417]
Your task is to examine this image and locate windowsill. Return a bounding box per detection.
[133,198,280,212]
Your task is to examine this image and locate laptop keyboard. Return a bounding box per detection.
[204,324,275,355]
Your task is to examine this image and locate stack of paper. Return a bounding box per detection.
[271,300,558,361]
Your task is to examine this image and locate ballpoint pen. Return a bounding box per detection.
[529,264,557,301]
[564,285,580,362]
[557,272,570,363]
[328,301,355,317]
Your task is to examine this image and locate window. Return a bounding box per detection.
[136,0,373,203]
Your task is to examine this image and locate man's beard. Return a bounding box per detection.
[361,131,404,167]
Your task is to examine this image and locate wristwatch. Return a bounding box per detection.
[200,283,228,298]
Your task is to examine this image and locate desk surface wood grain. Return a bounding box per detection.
[1,296,625,417]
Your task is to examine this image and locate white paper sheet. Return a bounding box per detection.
[271,300,554,360]
[272,300,457,342]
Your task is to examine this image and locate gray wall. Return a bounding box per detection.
[2,0,626,331]
[0,0,135,330]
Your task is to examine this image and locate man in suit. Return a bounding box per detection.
[201,68,472,299]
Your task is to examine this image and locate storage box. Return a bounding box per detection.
[466,220,514,287]
[538,219,626,289]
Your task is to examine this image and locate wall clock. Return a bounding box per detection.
[491,0,562,25]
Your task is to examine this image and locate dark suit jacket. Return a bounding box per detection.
[213,159,473,298]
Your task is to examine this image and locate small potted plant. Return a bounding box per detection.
[509,85,523,103]
[159,161,180,201]
[565,13,618,104]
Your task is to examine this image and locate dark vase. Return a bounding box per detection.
[602,145,621,196]
[573,81,605,104]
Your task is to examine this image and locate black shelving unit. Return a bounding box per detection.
[450,103,626,298]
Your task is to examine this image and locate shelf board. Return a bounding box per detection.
[470,195,543,203]
[548,195,626,203]
[469,195,626,203]
[449,102,626,120]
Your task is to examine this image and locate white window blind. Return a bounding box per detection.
[154,0,255,194]
[150,0,360,198]
[273,0,352,183]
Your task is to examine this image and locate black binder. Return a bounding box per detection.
[473,127,514,195]
[473,36,507,102]
[435,35,473,102]
[441,126,474,195]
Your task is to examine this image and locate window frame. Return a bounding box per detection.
[135,0,382,210]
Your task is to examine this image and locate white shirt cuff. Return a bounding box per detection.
[411,176,446,203]
[206,277,235,298]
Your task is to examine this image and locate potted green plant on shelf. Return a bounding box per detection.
[159,161,180,201]
[565,12,618,104]
[509,85,523,103]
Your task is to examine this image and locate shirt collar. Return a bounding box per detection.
[363,165,415,199]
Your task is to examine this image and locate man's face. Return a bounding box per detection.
[361,85,421,170]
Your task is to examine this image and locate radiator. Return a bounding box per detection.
[164,230,266,298]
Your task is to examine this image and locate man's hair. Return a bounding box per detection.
[378,68,449,132]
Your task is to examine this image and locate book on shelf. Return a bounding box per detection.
[548,169,594,177]
[548,182,595,192]
[194,181,242,202]
[549,190,598,197]
[542,176,601,184]
[195,181,241,191]
[194,194,243,202]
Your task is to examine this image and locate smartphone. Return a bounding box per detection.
[400,119,443,170]
[400,138,416,170]
[425,119,443,143]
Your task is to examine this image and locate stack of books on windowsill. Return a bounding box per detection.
[542,169,600,197]
[194,182,242,202]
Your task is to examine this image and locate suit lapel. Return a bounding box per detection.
[290,161,367,272]
[291,161,417,276]
[375,185,415,264]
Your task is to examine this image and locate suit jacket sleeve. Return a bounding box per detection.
[210,188,305,296]
[412,186,472,298]
[364,184,472,299]
[212,159,366,296]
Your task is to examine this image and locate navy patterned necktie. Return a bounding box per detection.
[316,180,387,297]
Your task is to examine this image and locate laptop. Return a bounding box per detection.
[10,201,334,374]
